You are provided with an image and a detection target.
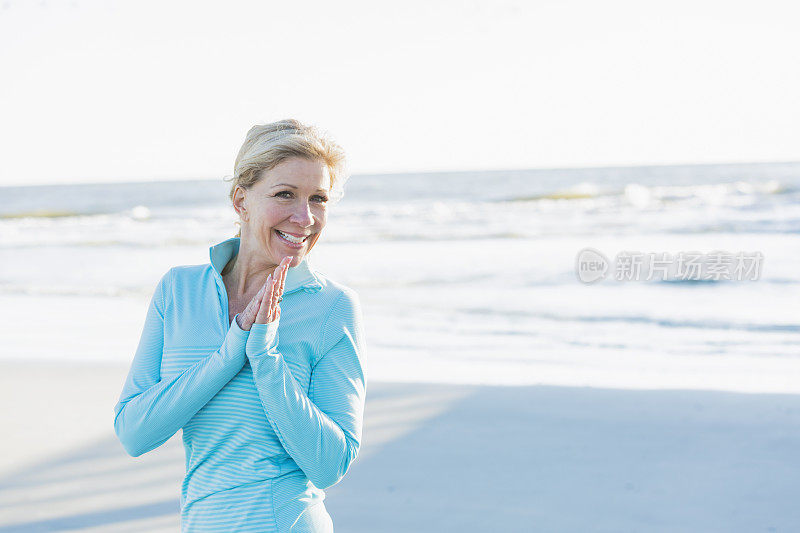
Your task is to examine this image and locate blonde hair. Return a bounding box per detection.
[224,119,349,238]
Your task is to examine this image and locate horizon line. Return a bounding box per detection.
[1,158,799,189]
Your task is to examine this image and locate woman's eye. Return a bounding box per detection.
[274,191,328,203]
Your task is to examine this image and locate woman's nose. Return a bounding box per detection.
[289,201,314,226]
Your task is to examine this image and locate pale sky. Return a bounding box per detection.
[1,0,798,186]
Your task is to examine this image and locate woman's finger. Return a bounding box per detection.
[241,301,255,328]
[245,282,267,321]
[239,281,263,330]
[270,261,289,321]
[276,258,289,300]
[266,270,280,322]
[269,272,280,320]
[248,278,269,313]
[249,281,267,311]
[255,274,273,324]
[278,257,289,296]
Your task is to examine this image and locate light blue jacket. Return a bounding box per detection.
[113,236,367,532]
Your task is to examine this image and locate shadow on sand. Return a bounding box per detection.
[2,382,800,532]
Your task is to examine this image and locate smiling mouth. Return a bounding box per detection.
[275,229,310,245]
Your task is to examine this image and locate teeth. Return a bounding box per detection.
[277,230,306,244]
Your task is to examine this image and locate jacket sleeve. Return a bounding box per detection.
[113,268,250,457]
[245,289,368,490]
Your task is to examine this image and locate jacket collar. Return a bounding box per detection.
[209,237,323,294]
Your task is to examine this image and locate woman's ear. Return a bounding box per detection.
[232,186,248,221]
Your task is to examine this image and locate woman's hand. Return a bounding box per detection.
[255,256,291,325]
[236,256,292,331]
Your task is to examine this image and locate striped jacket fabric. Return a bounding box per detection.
[113,236,368,532]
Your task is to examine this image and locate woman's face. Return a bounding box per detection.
[235,157,331,268]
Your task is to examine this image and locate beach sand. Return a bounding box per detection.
[1,360,800,532]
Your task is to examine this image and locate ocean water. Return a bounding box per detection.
[1,162,799,392]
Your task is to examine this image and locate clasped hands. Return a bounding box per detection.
[236,256,292,331]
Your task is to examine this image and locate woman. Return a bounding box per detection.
[113,119,367,532]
